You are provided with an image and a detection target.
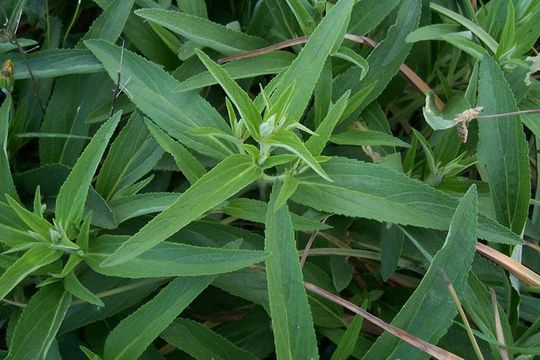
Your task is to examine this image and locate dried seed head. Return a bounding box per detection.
[455,107,484,123]
[453,107,483,143]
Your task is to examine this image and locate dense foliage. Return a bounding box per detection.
[0,0,539,359]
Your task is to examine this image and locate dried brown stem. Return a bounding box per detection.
[489,288,509,360]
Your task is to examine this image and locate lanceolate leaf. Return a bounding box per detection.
[134,9,268,55]
[96,112,163,200]
[334,0,422,119]
[86,235,268,278]
[291,157,521,245]
[330,129,410,148]
[0,245,62,301]
[101,154,261,266]
[104,276,214,360]
[196,49,262,139]
[6,283,71,360]
[146,120,206,185]
[85,39,234,160]
[265,183,318,360]
[364,186,478,359]
[0,93,17,201]
[264,0,354,123]
[55,112,121,232]
[476,55,530,234]
[161,318,259,360]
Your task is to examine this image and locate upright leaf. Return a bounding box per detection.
[85,39,234,160]
[104,276,214,360]
[76,0,134,48]
[363,186,478,359]
[101,154,261,266]
[334,0,422,119]
[264,0,354,123]
[55,112,121,231]
[265,183,318,360]
[96,112,163,200]
[0,93,17,201]
[196,50,262,139]
[476,55,530,234]
[6,283,71,360]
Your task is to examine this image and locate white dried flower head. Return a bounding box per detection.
[454,107,483,143]
[525,54,540,86]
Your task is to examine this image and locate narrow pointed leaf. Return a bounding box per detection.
[64,272,105,307]
[477,55,530,234]
[104,276,214,360]
[364,186,478,359]
[161,318,259,360]
[0,245,62,300]
[266,129,331,181]
[291,157,521,245]
[196,50,262,139]
[265,182,318,360]
[85,39,234,159]
[0,93,17,201]
[56,112,121,231]
[101,154,261,266]
[134,9,268,55]
[6,283,71,360]
[146,120,206,184]
[86,235,268,278]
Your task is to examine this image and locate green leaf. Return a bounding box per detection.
[380,223,404,281]
[85,235,268,278]
[273,173,300,211]
[5,283,71,360]
[39,74,113,166]
[109,192,179,224]
[101,154,261,266]
[291,157,521,245]
[430,3,498,54]
[0,245,62,300]
[334,0,422,118]
[161,318,259,360]
[477,55,530,234]
[348,0,399,35]
[422,91,459,130]
[64,272,104,307]
[0,223,39,248]
[333,47,369,80]
[178,0,207,17]
[306,91,350,156]
[264,0,354,124]
[330,129,410,148]
[222,198,330,232]
[0,93,17,201]
[104,276,214,360]
[135,9,267,55]
[363,186,478,359]
[265,182,318,360]
[96,112,163,200]
[178,52,295,91]
[85,39,234,160]
[76,0,134,48]
[266,129,331,181]
[0,50,103,79]
[330,315,364,360]
[146,120,206,185]
[5,195,52,242]
[196,49,262,140]
[285,0,316,35]
[55,112,121,232]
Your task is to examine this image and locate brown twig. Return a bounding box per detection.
[476,243,540,286]
[489,288,509,360]
[304,281,463,360]
[218,33,445,111]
